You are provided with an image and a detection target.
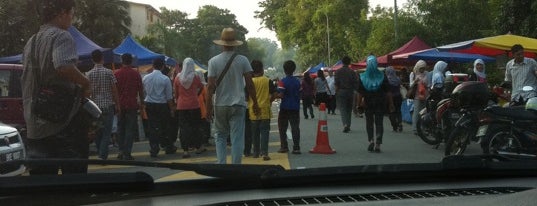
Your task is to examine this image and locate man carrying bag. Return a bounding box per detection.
[21,0,92,175]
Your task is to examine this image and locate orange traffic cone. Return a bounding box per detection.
[310,103,336,154]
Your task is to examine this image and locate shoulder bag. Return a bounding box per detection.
[30,34,80,123]
[216,52,238,87]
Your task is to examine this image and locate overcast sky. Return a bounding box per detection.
[129,0,408,44]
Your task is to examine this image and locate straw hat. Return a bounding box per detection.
[213,28,243,46]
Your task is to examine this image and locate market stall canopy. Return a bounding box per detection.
[399,48,496,63]
[437,34,537,58]
[350,36,431,68]
[330,60,343,71]
[304,62,326,74]
[0,26,112,67]
[113,35,165,66]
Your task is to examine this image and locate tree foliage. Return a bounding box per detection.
[74,0,131,48]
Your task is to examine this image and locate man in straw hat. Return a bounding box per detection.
[206,28,260,164]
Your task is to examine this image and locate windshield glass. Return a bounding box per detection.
[2,0,537,188]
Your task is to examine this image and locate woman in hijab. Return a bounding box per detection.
[430,61,448,101]
[469,59,486,82]
[410,60,428,135]
[174,58,205,158]
[313,69,329,108]
[386,66,403,132]
[356,55,394,152]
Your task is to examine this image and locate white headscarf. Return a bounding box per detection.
[179,58,196,89]
[473,59,486,79]
[431,61,448,88]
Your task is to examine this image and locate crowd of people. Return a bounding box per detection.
[21,0,537,175]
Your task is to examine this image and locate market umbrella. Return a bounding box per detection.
[395,48,496,63]
[437,34,537,58]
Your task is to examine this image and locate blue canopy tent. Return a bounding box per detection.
[67,26,113,68]
[165,56,177,66]
[0,26,112,69]
[303,62,326,77]
[113,35,165,66]
[406,49,496,63]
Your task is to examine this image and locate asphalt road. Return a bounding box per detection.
[88,101,483,181]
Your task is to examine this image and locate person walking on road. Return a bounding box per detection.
[277,60,302,154]
[301,72,315,119]
[206,27,260,164]
[249,60,278,160]
[385,66,403,132]
[314,69,329,108]
[174,58,205,158]
[143,58,175,158]
[335,56,358,133]
[356,55,394,153]
[409,60,428,135]
[326,69,337,115]
[115,53,144,160]
[87,49,120,160]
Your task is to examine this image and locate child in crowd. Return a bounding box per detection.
[248,60,278,160]
[277,60,302,154]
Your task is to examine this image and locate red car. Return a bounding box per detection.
[0,64,24,136]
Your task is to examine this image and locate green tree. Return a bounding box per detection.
[74,0,131,48]
[0,0,39,56]
[408,0,493,46]
[247,37,279,68]
[494,0,537,38]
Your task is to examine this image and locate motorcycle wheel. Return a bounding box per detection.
[483,131,521,155]
[417,116,441,145]
[444,126,470,156]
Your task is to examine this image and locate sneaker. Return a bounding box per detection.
[343,126,350,133]
[277,148,289,153]
[263,155,271,161]
[291,150,301,154]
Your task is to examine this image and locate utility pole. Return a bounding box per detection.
[325,13,330,66]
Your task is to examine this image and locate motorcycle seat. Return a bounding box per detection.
[486,106,537,120]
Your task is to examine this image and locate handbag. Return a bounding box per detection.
[406,83,417,99]
[29,35,79,123]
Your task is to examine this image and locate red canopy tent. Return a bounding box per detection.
[350,36,431,69]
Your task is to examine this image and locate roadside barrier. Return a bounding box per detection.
[310,103,336,154]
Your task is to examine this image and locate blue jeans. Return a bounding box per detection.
[337,89,354,128]
[95,105,114,159]
[251,119,270,156]
[214,105,246,164]
[117,109,138,156]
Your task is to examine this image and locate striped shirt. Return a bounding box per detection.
[505,57,537,101]
[21,24,81,139]
[87,64,117,109]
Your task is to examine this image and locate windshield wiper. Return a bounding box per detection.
[0,159,285,179]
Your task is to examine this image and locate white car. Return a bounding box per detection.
[0,123,26,176]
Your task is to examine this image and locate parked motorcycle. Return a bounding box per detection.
[478,86,537,157]
[416,74,467,146]
[444,81,491,156]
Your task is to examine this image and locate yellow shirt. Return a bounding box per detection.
[249,76,272,120]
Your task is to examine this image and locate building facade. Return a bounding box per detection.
[126,1,161,37]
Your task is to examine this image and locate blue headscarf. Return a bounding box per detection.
[360,55,385,92]
[385,66,401,86]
